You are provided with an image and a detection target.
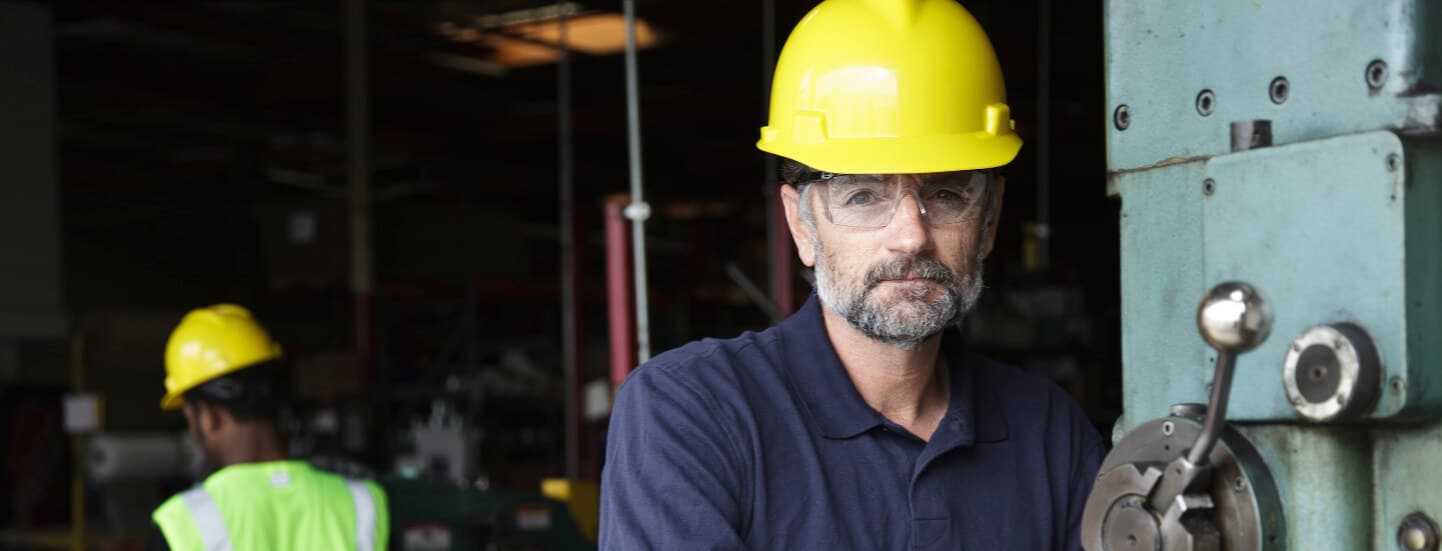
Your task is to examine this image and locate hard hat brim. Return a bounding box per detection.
[159,351,282,411]
[160,391,186,411]
[757,132,1022,175]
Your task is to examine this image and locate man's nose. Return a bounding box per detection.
[883,190,933,255]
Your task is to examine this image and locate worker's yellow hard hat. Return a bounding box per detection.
[161,304,283,410]
[758,0,1021,174]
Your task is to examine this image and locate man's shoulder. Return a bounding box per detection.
[965,352,1100,439]
[967,353,1071,403]
[627,326,785,388]
[152,490,188,520]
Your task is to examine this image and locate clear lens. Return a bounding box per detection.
[821,171,990,228]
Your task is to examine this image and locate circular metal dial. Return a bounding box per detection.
[1281,323,1381,421]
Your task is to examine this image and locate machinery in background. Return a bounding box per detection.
[384,476,596,550]
[1086,1,1442,549]
[378,348,598,550]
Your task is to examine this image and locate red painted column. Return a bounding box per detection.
[606,197,637,391]
[771,186,796,316]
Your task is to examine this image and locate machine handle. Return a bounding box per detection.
[1189,282,1273,465]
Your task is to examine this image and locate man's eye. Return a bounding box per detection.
[844,191,878,206]
[932,189,963,202]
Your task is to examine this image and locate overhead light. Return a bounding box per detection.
[434,6,661,69]
[503,13,660,56]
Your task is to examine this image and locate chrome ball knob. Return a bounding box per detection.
[1197,281,1273,353]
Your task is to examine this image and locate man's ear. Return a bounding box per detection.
[780,184,817,267]
[193,401,225,436]
[981,175,1006,258]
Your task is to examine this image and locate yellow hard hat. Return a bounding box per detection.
[758,0,1021,174]
[161,304,283,410]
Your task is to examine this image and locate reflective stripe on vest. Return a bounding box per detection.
[346,480,377,551]
[180,480,378,551]
[179,487,233,551]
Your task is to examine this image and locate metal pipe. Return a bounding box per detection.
[606,198,637,389]
[69,332,85,551]
[1034,0,1052,271]
[556,1,579,481]
[622,0,651,362]
[345,0,373,364]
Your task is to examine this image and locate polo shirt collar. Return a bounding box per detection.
[778,293,1008,444]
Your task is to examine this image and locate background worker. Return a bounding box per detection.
[147,304,388,551]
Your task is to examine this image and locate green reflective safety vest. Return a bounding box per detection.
[152,460,388,551]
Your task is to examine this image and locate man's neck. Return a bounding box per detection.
[821,305,950,441]
[215,423,287,468]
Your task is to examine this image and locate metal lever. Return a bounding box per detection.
[1147,282,1274,515]
[1190,282,1273,465]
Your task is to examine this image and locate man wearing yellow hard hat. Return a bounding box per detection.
[146,305,388,551]
[601,0,1102,548]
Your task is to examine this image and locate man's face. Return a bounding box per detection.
[789,173,998,350]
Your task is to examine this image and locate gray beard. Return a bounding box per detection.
[814,248,984,351]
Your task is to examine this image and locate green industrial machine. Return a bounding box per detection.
[384,477,595,550]
[1084,1,1442,549]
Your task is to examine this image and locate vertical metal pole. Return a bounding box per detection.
[606,198,637,389]
[69,332,85,551]
[762,0,792,316]
[556,1,579,481]
[622,0,651,362]
[346,0,373,365]
[1034,0,1052,271]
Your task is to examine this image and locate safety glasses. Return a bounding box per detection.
[798,170,993,228]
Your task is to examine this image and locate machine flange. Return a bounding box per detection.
[1083,414,1285,551]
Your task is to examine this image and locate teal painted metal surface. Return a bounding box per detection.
[1373,421,1442,549]
[1106,0,1442,171]
[1107,162,1207,437]
[1106,1,1442,549]
[1401,138,1442,419]
[1240,425,1374,549]
[1112,135,1442,423]
[1205,131,1409,421]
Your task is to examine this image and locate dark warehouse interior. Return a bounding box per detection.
[1,0,1116,548]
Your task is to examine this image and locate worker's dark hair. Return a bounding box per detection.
[183,359,291,423]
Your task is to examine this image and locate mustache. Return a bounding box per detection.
[861,256,958,289]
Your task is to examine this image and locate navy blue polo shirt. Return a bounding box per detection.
[600,294,1104,550]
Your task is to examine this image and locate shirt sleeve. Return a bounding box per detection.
[600,364,750,550]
